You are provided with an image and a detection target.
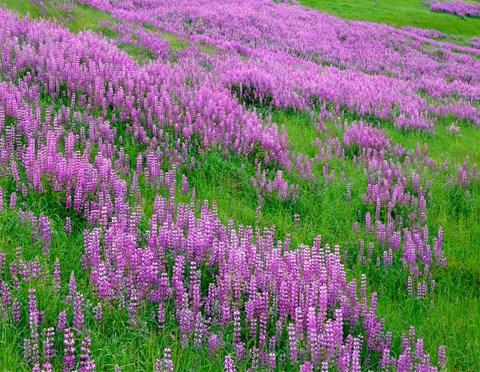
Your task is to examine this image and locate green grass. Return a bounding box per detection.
[2,0,41,17]
[387,122,480,164]
[64,4,111,33]
[1,0,111,32]
[300,0,480,38]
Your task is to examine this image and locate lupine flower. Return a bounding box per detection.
[156,349,174,372]
[224,355,236,372]
[79,334,96,372]
[73,293,85,331]
[438,345,446,369]
[25,288,40,366]
[43,327,56,363]
[207,333,218,355]
[63,328,76,371]
[9,192,17,209]
[12,298,21,322]
[57,311,67,333]
[94,303,103,323]
[53,259,62,293]
[64,217,72,234]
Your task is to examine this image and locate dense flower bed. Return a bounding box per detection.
[428,1,480,18]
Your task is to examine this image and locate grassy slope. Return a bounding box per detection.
[1,0,480,370]
[2,0,111,31]
[300,0,480,38]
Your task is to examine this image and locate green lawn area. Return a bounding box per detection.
[300,0,480,38]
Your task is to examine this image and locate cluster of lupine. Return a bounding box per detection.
[77,0,112,12]
[99,20,172,61]
[29,0,76,25]
[340,119,451,296]
[83,192,445,370]
[343,121,392,152]
[400,26,446,39]
[251,163,300,203]
[0,177,446,370]
[470,37,480,48]
[274,105,475,295]
[428,1,480,18]
[0,210,97,370]
[17,211,53,258]
[2,0,479,368]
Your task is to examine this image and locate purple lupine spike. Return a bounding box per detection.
[12,298,21,322]
[63,328,76,372]
[73,293,85,331]
[224,355,236,372]
[68,272,77,299]
[287,322,298,362]
[156,348,174,372]
[127,295,138,327]
[43,327,56,363]
[193,313,207,349]
[64,217,72,234]
[438,346,446,369]
[9,192,17,209]
[53,258,61,293]
[268,353,276,370]
[300,361,313,372]
[57,311,67,333]
[207,333,218,355]
[181,175,189,195]
[79,334,96,372]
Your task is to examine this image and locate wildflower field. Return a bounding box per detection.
[0,0,479,370]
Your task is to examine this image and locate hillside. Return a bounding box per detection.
[0,0,479,370]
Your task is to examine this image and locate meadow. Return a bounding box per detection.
[0,0,479,370]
